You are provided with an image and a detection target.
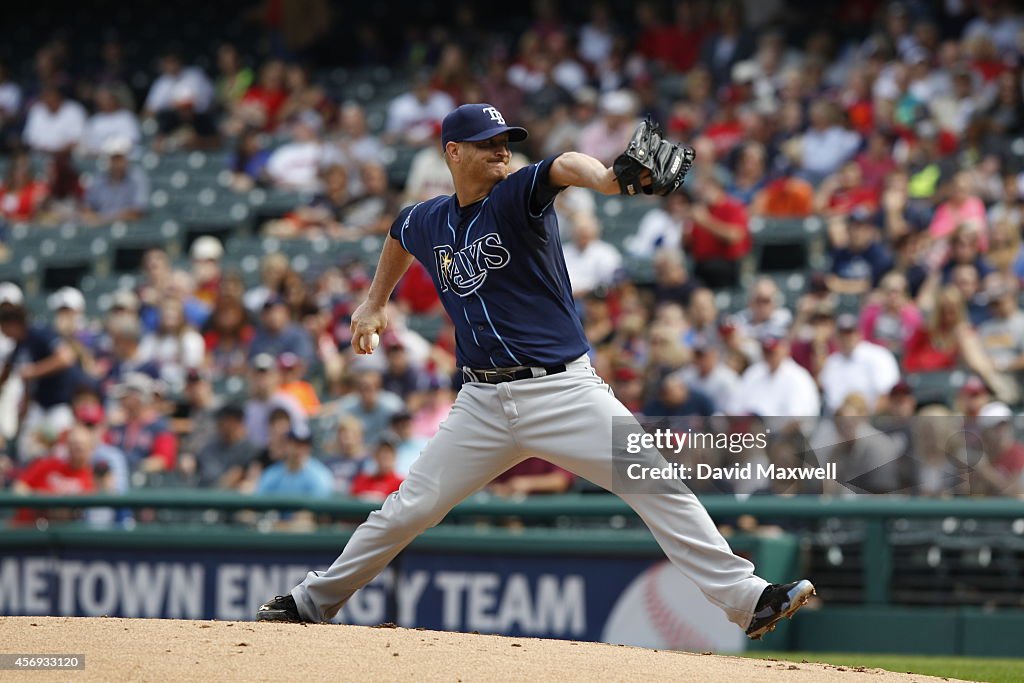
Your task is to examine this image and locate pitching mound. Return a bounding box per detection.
[1,617,967,682]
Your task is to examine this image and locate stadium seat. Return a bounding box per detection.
[750,215,825,272]
[905,370,967,407]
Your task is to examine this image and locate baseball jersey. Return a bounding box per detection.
[389,156,590,369]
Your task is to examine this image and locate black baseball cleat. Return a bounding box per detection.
[745,579,816,640]
[256,594,304,623]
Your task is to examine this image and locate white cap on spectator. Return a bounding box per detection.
[102,135,133,157]
[600,90,636,117]
[109,289,140,312]
[0,282,23,306]
[190,236,224,261]
[978,402,1014,429]
[48,286,86,313]
[112,372,155,399]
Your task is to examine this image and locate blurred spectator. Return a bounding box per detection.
[175,368,221,461]
[929,172,988,249]
[12,423,96,523]
[0,297,77,455]
[343,162,395,235]
[684,176,750,288]
[388,410,428,477]
[726,141,769,206]
[644,372,714,417]
[322,369,402,444]
[143,50,214,148]
[818,314,901,414]
[857,273,922,356]
[265,111,333,192]
[816,394,902,495]
[213,44,254,111]
[0,61,22,150]
[276,351,321,417]
[333,102,385,171]
[677,336,740,414]
[192,404,257,489]
[977,277,1024,380]
[83,85,141,156]
[0,153,48,223]
[250,295,315,365]
[384,71,455,147]
[410,378,454,439]
[97,304,159,389]
[23,85,86,153]
[627,193,688,258]
[265,164,355,239]
[321,415,369,493]
[349,437,404,500]
[228,128,271,192]
[978,402,1024,482]
[37,150,83,225]
[815,162,878,218]
[231,59,288,132]
[106,373,177,475]
[74,402,129,496]
[791,301,838,378]
[826,209,894,295]
[489,457,573,497]
[733,334,821,417]
[562,212,622,298]
[403,144,456,203]
[255,426,333,497]
[577,90,639,166]
[243,353,304,449]
[80,137,150,224]
[203,294,254,377]
[48,286,97,379]
[189,236,224,307]
[735,278,792,340]
[792,100,860,185]
[243,252,291,314]
[699,0,755,86]
[651,248,699,306]
[904,285,1015,402]
[138,297,205,394]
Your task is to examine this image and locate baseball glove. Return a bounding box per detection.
[613,117,695,196]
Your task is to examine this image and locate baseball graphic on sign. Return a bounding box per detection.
[602,561,747,653]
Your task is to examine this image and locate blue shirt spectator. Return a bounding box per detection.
[248,296,314,366]
[256,429,333,497]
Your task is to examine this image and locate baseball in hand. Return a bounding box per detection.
[370,333,380,352]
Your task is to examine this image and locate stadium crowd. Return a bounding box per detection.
[1,0,1024,515]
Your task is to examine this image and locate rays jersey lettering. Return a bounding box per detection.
[433,233,511,296]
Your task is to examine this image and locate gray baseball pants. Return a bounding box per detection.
[291,355,768,628]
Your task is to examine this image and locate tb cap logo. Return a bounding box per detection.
[482,106,506,125]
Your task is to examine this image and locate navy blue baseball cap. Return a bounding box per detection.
[441,103,528,149]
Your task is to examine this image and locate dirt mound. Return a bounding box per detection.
[0,617,967,682]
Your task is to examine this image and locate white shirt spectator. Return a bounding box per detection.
[964,13,1023,53]
[626,205,684,258]
[403,146,455,204]
[23,98,87,152]
[0,81,21,118]
[553,59,588,92]
[144,67,213,113]
[83,109,141,155]
[563,238,622,296]
[385,91,454,145]
[800,126,860,178]
[677,364,740,414]
[138,329,206,393]
[266,141,329,192]
[734,307,793,340]
[733,358,821,417]
[818,340,900,413]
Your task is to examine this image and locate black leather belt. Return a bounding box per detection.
[462,364,567,384]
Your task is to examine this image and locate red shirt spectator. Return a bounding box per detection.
[490,458,573,496]
[687,188,751,262]
[350,440,403,500]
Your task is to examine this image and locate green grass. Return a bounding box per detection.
[745,652,1024,682]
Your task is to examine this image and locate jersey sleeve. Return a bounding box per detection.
[387,204,418,255]
[525,155,567,220]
